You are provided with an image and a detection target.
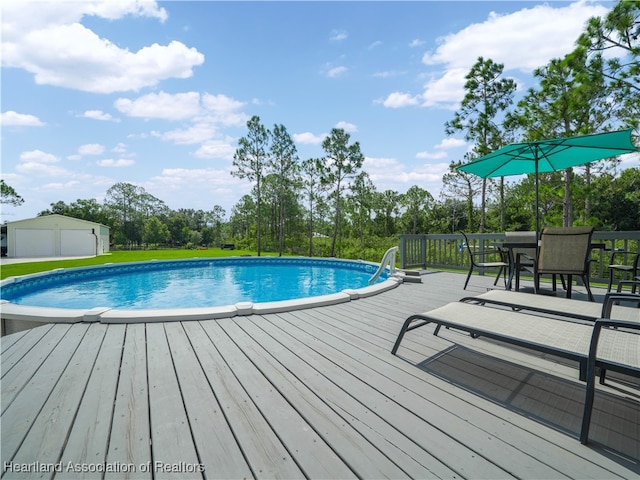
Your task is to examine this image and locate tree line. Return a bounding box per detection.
[1,1,638,262]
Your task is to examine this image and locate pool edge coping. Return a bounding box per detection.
[0,257,406,325]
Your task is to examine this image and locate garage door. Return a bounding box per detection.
[15,229,54,257]
[61,229,95,256]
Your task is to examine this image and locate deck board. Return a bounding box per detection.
[1,271,639,479]
[104,323,151,480]
[59,325,126,479]
[206,319,358,479]
[1,325,54,376]
[1,324,90,468]
[164,322,253,480]
[145,324,201,479]
[10,324,105,478]
[222,319,411,479]
[233,315,451,479]
[186,320,304,479]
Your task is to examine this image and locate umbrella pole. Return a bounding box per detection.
[535,159,540,235]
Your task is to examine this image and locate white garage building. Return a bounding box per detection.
[6,214,110,258]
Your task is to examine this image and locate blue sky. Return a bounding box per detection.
[2,0,635,223]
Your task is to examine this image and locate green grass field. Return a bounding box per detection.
[0,248,273,280]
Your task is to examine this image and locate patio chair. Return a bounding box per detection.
[607,250,639,292]
[460,231,508,290]
[524,226,596,301]
[503,231,538,291]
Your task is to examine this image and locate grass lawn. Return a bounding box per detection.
[0,248,274,280]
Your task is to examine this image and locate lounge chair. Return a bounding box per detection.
[460,289,640,322]
[391,293,640,444]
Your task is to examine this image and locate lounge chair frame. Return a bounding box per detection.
[460,290,640,322]
[391,294,640,445]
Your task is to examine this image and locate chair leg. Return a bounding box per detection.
[583,275,594,302]
[464,265,473,290]
[565,275,573,299]
[607,269,614,292]
[493,266,506,287]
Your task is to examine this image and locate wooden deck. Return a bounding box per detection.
[1,271,638,479]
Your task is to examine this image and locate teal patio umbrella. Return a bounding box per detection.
[457,129,638,232]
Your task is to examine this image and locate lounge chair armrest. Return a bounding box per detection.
[601,292,640,318]
[592,318,640,332]
[617,279,640,293]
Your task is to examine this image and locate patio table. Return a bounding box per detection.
[492,242,607,292]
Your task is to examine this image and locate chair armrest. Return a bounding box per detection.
[515,252,536,269]
[608,249,638,265]
[469,247,504,259]
[601,292,640,318]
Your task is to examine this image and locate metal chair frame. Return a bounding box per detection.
[460,231,508,290]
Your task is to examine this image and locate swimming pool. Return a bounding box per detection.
[0,257,402,324]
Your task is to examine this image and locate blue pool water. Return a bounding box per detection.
[1,257,387,310]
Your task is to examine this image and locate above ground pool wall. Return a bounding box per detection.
[0,275,405,336]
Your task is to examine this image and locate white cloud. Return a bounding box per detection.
[423,3,609,72]
[144,167,249,213]
[20,149,59,164]
[162,124,218,145]
[420,68,468,109]
[82,110,118,122]
[1,1,203,94]
[96,159,135,167]
[330,30,348,42]
[419,2,611,108]
[41,180,82,191]
[326,66,348,78]
[78,143,105,156]
[435,137,467,150]
[115,91,201,120]
[409,39,425,48]
[16,162,70,177]
[416,137,469,161]
[293,132,326,145]
[380,92,420,108]
[1,111,45,126]
[193,139,236,160]
[335,121,357,133]
[112,143,128,154]
[202,93,245,113]
[200,93,248,126]
[364,156,450,196]
[368,40,383,50]
[416,151,448,160]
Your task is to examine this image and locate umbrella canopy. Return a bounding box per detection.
[457,129,638,232]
